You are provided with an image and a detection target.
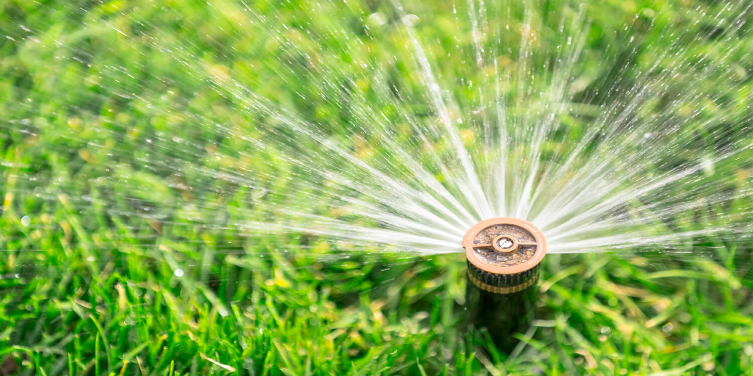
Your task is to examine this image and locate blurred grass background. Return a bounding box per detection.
[2,0,753,375]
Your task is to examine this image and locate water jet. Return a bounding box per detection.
[463,218,546,351]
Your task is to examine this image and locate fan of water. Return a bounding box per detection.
[2,0,752,260]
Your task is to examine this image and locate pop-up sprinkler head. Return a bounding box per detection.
[463,217,546,351]
[463,217,546,285]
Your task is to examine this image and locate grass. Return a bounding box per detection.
[2,0,753,375]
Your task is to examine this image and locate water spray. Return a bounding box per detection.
[463,218,546,351]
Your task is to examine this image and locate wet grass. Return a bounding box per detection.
[3,224,753,375]
[2,0,753,375]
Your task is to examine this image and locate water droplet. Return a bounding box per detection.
[21,216,30,226]
[367,13,387,26]
[401,14,420,27]
[174,269,184,277]
[662,322,673,332]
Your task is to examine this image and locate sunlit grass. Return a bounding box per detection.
[2,0,753,374]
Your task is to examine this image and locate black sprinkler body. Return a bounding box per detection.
[463,217,547,352]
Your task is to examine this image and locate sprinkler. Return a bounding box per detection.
[463,217,546,351]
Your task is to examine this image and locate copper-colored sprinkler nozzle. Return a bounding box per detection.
[464,217,546,351]
[463,217,547,277]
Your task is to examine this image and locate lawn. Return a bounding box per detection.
[2,0,753,375]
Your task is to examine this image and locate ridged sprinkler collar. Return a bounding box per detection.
[463,217,547,275]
